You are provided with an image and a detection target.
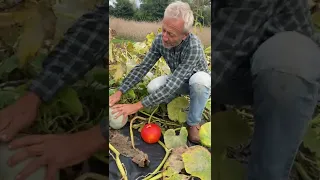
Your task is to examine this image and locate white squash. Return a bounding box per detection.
[109,107,128,129]
[0,141,60,180]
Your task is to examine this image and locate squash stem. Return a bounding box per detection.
[109,143,128,180]
[143,141,171,180]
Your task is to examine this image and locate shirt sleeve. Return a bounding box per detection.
[211,0,273,87]
[141,43,203,108]
[118,35,161,93]
[28,5,109,102]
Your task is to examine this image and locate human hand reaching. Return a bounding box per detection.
[109,90,122,106]
[0,92,41,142]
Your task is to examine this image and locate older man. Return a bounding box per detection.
[109,1,211,144]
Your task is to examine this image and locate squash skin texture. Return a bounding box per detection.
[109,107,128,129]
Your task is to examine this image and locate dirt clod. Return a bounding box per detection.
[109,129,150,167]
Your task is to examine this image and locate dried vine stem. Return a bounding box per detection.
[109,143,128,180]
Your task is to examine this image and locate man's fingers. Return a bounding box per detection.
[9,135,43,149]
[8,144,44,167]
[45,164,58,180]
[0,123,21,142]
[16,157,46,180]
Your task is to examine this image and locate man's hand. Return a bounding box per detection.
[111,102,144,118]
[0,92,41,142]
[7,125,106,180]
[109,90,122,106]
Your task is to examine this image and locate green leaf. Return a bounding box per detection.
[90,67,108,85]
[312,11,320,28]
[0,55,19,77]
[163,127,188,149]
[211,111,252,148]
[220,158,246,180]
[0,90,20,109]
[303,125,320,157]
[127,89,136,99]
[199,122,211,147]
[57,87,83,116]
[167,97,189,123]
[182,145,211,180]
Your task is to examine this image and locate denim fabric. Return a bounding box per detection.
[147,71,211,126]
[211,31,320,179]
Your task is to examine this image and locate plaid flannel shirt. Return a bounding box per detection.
[28,5,109,139]
[118,33,209,108]
[211,0,319,87]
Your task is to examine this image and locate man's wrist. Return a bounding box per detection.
[26,91,42,107]
[135,101,144,110]
[80,125,107,153]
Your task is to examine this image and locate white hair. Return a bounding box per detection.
[164,1,194,33]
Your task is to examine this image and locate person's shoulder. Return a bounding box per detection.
[187,33,204,48]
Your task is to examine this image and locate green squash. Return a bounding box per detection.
[0,141,60,180]
[109,107,128,129]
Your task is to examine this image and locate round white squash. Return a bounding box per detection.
[0,141,60,180]
[109,107,128,129]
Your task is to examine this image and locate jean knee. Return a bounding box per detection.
[147,75,168,94]
[189,71,211,87]
[189,71,211,95]
[251,31,320,83]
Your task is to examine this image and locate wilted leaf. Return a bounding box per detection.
[58,87,83,116]
[164,127,188,149]
[182,146,211,180]
[162,146,190,180]
[16,9,44,66]
[167,97,189,123]
[109,63,126,81]
[211,111,251,148]
[199,122,211,147]
[220,158,246,180]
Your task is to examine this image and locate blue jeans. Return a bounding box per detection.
[147,71,211,126]
[212,31,320,179]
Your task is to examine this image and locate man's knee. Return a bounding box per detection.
[189,71,211,95]
[251,31,320,82]
[147,75,168,94]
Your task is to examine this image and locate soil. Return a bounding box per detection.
[109,129,150,167]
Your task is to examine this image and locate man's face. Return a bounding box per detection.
[161,17,188,49]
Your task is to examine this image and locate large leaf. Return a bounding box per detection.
[211,111,252,148]
[167,97,189,123]
[109,63,126,81]
[16,7,44,66]
[57,87,83,116]
[182,145,211,180]
[220,158,246,180]
[163,127,188,149]
[162,146,190,180]
[0,55,19,77]
[199,122,211,147]
[303,125,320,157]
[0,90,20,109]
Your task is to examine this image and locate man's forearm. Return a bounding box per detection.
[29,5,109,102]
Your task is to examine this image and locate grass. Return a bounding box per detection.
[110,16,211,47]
